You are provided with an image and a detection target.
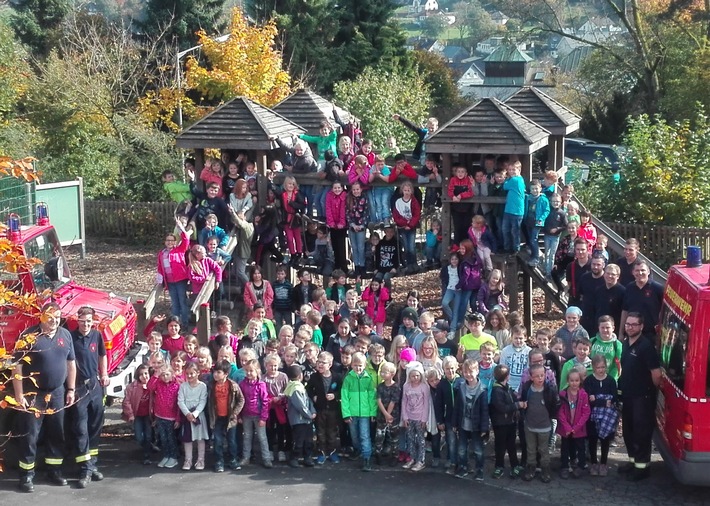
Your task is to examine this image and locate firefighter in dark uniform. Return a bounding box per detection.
[618,311,662,481]
[69,306,109,488]
[12,302,76,493]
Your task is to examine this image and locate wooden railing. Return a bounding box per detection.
[85,200,175,242]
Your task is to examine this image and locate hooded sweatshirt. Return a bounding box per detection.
[400,361,431,424]
[500,344,532,392]
[285,380,316,426]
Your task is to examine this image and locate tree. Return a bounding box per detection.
[330,0,408,88]
[577,105,710,228]
[411,50,471,122]
[9,0,70,57]
[421,14,448,39]
[184,8,291,108]
[333,65,431,151]
[491,0,710,116]
[453,0,497,49]
[140,0,228,49]
[26,11,180,200]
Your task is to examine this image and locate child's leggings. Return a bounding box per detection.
[285,226,302,255]
[406,420,427,463]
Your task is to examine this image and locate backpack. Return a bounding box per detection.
[459,260,482,291]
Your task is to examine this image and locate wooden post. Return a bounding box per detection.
[256,150,276,283]
[520,153,533,181]
[440,153,452,258]
[194,149,205,171]
[197,303,211,346]
[523,269,533,331]
[548,137,559,171]
[556,135,565,170]
[505,256,518,313]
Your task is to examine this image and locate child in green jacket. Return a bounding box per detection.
[341,352,378,471]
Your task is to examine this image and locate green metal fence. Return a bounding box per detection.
[0,176,35,225]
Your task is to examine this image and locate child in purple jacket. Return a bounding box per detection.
[239,360,273,468]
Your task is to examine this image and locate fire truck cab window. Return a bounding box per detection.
[659,308,688,391]
[24,231,71,291]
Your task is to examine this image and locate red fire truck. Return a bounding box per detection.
[0,207,147,398]
[655,261,710,485]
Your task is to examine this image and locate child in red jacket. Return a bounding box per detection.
[326,181,348,273]
[392,180,421,274]
[447,164,474,244]
[557,368,591,479]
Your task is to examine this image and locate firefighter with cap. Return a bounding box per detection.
[13,302,76,493]
[69,305,109,488]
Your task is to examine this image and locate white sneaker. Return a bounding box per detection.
[277,451,287,462]
[402,459,414,469]
[411,461,425,472]
[164,458,178,469]
[157,457,169,468]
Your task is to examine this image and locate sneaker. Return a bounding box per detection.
[402,459,415,470]
[239,458,250,467]
[214,463,224,473]
[195,459,205,471]
[362,458,372,472]
[560,468,570,479]
[589,464,599,476]
[228,460,241,471]
[492,467,504,479]
[182,459,192,470]
[541,470,552,483]
[628,467,650,481]
[599,464,608,477]
[511,466,524,479]
[277,451,287,462]
[263,460,273,469]
[572,467,583,478]
[523,466,535,481]
[474,469,484,481]
[446,464,457,476]
[455,467,469,479]
[329,452,340,464]
[164,458,178,469]
[411,461,425,472]
[157,457,169,468]
[288,459,300,468]
[316,453,327,465]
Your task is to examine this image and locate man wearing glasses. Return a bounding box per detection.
[618,312,661,481]
[69,306,110,488]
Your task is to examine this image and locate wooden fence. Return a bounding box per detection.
[84,200,175,242]
[82,200,710,268]
[607,222,710,269]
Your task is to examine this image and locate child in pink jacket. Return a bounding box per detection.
[556,368,591,479]
[326,181,348,273]
[360,275,390,335]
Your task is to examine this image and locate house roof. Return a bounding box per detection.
[484,46,533,63]
[504,86,580,136]
[426,97,550,154]
[441,45,470,60]
[460,85,522,101]
[273,89,354,134]
[557,46,594,73]
[176,97,305,150]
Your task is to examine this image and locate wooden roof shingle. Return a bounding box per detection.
[273,89,354,134]
[504,86,580,136]
[426,97,550,154]
[176,97,305,150]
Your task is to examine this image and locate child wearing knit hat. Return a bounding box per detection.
[401,361,431,472]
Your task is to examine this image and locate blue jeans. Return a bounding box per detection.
[167,280,190,327]
[457,429,484,471]
[314,187,328,218]
[527,225,541,261]
[300,185,314,216]
[442,289,462,330]
[348,416,372,459]
[425,242,442,264]
[457,289,478,319]
[242,415,271,463]
[399,229,416,267]
[502,213,523,252]
[155,417,179,459]
[350,229,366,269]
[213,416,239,465]
[371,188,393,223]
[134,415,153,460]
[544,235,560,275]
[444,422,458,466]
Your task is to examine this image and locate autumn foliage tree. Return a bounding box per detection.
[139,7,291,131]
[0,157,45,472]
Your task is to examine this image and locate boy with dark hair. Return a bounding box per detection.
[306,351,343,464]
[375,225,401,289]
[501,160,525,254]
[208,360,245,473]
[272,266,293,330]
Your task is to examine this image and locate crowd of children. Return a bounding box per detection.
[141,113,662,484]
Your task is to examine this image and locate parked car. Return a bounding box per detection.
[565,138,626,174]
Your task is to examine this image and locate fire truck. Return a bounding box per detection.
[0,205,147,398]
[655,260,710,485]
